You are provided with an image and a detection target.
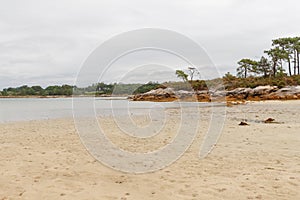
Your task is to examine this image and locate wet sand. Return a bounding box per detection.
[0,101,299,200]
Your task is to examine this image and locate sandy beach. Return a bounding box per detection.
[0,100,299,200]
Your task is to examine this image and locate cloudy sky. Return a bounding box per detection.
[1,0,300,89]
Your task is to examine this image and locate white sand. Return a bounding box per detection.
[0,101,299,199]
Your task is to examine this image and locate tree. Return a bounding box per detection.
[133,82,161,94]
[257,56,272,77]
[187,67,198,81]
[175,70,188,82]
[272,37,300,76]
[31,85,43,95]
[291,37,300,75]
[61,85,73,96]
[237,58,258,78]
[272,37,293,76]
[96,82,114,94]
[264,47,287,77]
[223,72,236,80]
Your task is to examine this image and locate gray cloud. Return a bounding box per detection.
[1,0,300,89]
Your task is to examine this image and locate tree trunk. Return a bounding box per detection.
[297,50,300,75]
[273,64,276,77]
[272,60,277,77]
[288,57,292,76]
[294,51,297,75]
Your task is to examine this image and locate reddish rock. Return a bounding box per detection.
[130,86,300,102]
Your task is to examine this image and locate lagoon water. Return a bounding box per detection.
[0,98,74,123]
[0,97,218,123]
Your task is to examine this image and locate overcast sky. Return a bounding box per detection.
[1,0,300,89]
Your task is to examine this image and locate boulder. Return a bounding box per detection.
[131,88,177,102]
[251,85,278,96]
[226,88,252,100]
[268,86,300,100]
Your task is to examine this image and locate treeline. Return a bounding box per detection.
[237,37,300,78]
[74,82,162,96]
[0,85,74,96]
[0,82,162,97]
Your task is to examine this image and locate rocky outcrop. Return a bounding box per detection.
[129,88,211,102]
[130,86,300,102]
[226,85,300,101]
[267,86,300,100]
[226,85,279,101]
[130,88,177,102]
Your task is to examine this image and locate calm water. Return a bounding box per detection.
[0,97,217,123]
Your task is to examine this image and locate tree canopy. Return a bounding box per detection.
[237,36,300,78]
[175,70,188,82]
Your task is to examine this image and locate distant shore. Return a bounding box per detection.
[0,94,119,99]
[0,95,73,98]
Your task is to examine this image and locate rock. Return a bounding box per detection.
[195,90,211,102]
[252,85,278,96]
[144,88,175,95]
[269,86,300,100]
[212,90,227,97]
[131,88,177,102]
[131,88,211,102]
[130,85,300,102]
[174,90,194,98]
[263,118,283,124]
[226,88,251,101]
[127,95,134,100]
[239,122,249,126]
[264,118,275,123]
[227,88,249,96]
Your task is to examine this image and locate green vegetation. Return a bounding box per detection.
[163,80,208,91]
[0,85,74,96]
[175,70,188,82]
[222,74,300,90]
[0,82,162,97]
